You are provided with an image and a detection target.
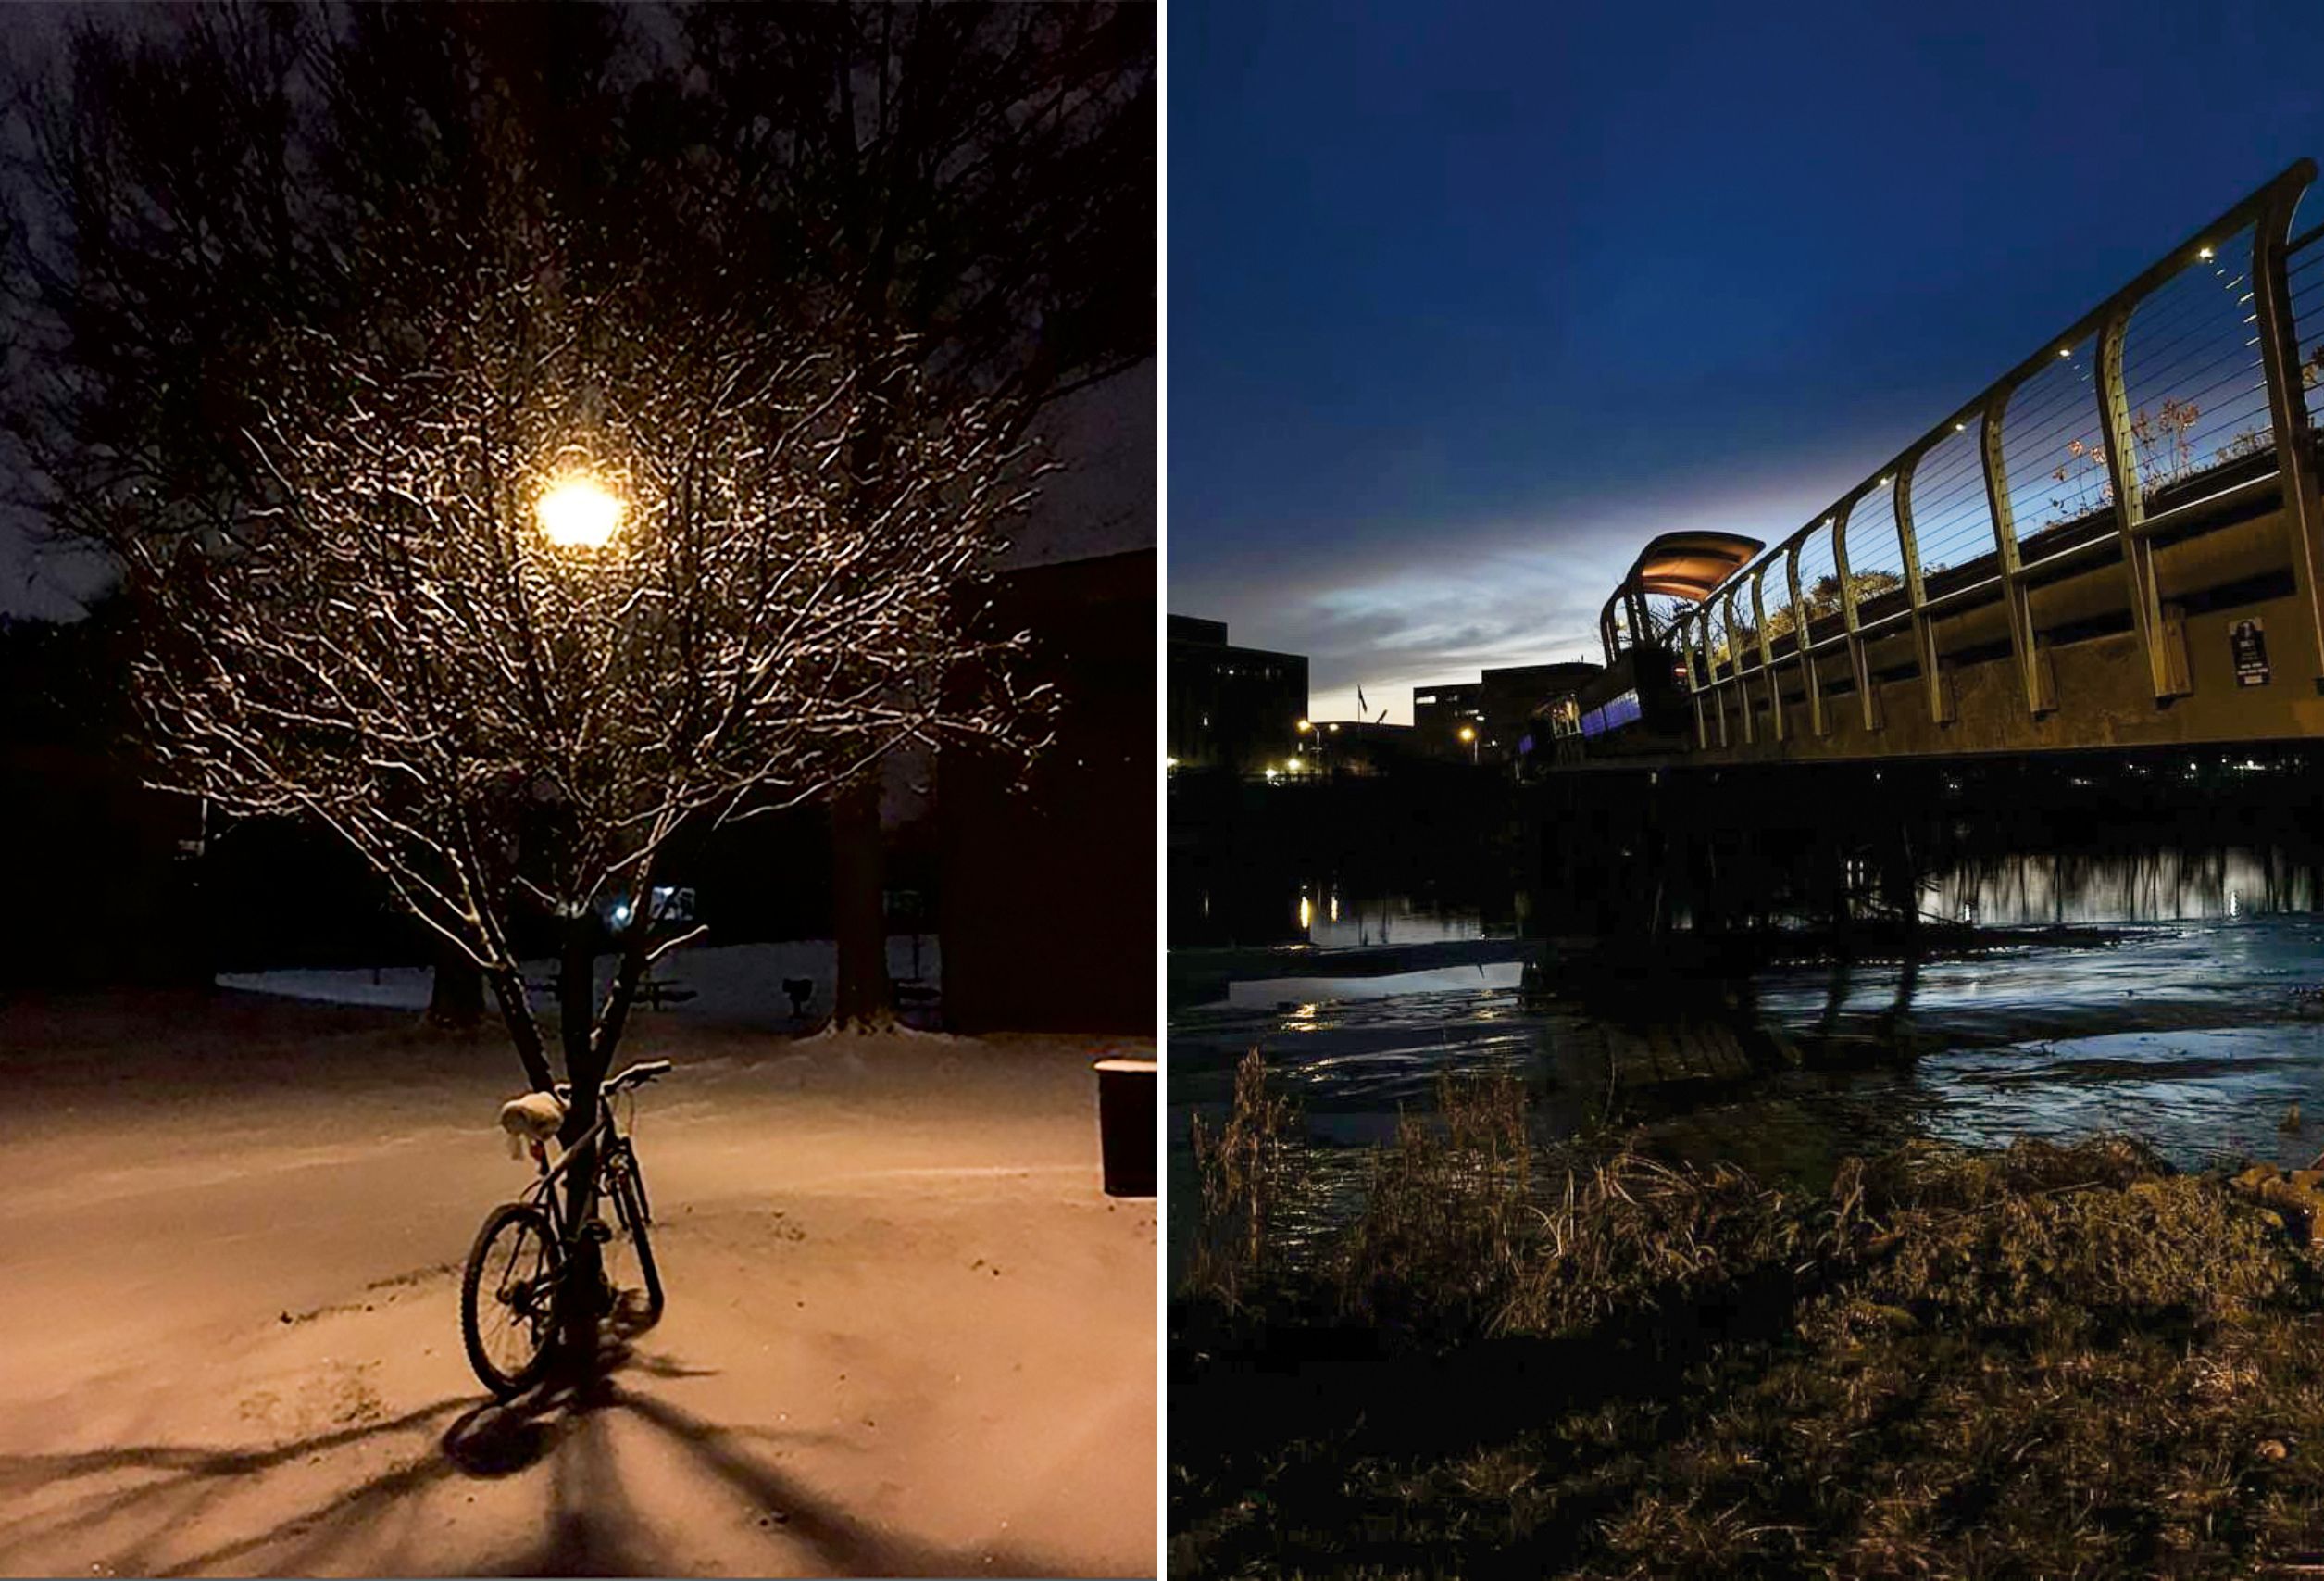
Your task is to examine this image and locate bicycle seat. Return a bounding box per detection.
[498,1091,567,1159]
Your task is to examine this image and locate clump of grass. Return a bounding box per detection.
[1173,1089,2324,1580]
[1493,1150,1806,1342]
[1338,1072,1532,1338]
[1184,1048,1300,1310]
[1815,1136,2294,1349]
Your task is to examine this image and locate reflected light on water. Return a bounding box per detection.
[1298,895,1313,932]
[1927,848,2311,925]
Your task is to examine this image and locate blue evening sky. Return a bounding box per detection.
[1168,0,2324,722]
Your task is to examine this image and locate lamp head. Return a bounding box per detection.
[536,475,624,550]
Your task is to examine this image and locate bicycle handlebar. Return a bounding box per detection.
[549,1060,672,1105]
[608,1059,671,1093]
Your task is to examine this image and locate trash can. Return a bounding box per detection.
[1093,1057,1157,1198]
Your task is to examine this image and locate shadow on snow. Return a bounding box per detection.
[0,1324,1054,1577]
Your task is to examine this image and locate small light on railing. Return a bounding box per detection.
[1955,421,1967,432]
[2057,346,2072,358]
[1878,475,1890,487]
[2199,245,2216,261]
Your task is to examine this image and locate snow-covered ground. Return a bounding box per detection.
[0,989,1156,1576]
[219,936,945,1029]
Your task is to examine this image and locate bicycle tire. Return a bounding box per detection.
[609,1164,665,1324]
[460,1201,562,1399]
[618,1140,654,1225]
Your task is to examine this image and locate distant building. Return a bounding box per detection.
[1412,681,1485,759]
[938,360,1155,1035]
[1410,664,1600,766]
[941,548,1151,1033]
[1480,662,1601,765]
[1167,616,1308,775]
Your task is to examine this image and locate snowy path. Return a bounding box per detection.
[0,992,1156,1576]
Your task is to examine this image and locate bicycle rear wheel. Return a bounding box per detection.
[461,1201,562,1399]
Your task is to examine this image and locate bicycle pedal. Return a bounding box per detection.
[583,1219,614,1244]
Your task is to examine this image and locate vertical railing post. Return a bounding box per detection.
[1830,500,1884,731]
[1686,608,1709,750]
[1785,536,1826,736]
[1980,385,2058,715]
[1710,604,1729,753]
[2253,183,2324,691]
[2093,299,2190,699]
[1750,566,1785,743]
[1710,605,1731,748]
[1724,587,1755,745]
[1891,450,1954,724]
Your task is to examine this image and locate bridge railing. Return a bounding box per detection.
[2293,220,2324,424]
[1672,160,2324,746]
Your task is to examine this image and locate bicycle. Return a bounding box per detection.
[460,1057,671,1399]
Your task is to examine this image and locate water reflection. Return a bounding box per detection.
[1167,847,2324,1284]
[1927,847,2315,926]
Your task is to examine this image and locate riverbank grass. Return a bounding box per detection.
[1172,1057,2324,1577]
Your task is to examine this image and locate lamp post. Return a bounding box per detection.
[1458,723,1478,765]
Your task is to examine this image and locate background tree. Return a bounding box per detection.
[665,2,1156,1027]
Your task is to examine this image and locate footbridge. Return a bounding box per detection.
[1574,160,2324,768]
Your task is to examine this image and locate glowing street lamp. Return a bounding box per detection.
[1297,715,1326,774]
[536,474,625,550]
[1457,723,1478,765]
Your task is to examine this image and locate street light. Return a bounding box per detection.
[536,474,625,550]
[1457,723,1478,765]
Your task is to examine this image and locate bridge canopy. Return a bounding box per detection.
[1628,531,1765,601]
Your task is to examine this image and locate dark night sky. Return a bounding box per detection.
[1168,0,2324,721]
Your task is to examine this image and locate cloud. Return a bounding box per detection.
[1170,453,1874,723]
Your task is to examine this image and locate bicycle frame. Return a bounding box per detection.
[519,1100,635,1247]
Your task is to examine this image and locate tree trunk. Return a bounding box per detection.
[423,940,484,1031]
[556,922,606,1365]
[831,774,891,1030]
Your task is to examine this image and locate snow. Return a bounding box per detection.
[219,936,945,1030]
[0,990,1156,1576]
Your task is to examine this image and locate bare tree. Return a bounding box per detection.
[5,3,1153,1036]
[123,260,1049,1079]
[4,6,1068,1331]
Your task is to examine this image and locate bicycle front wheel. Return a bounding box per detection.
[603,1159,664,1327]
[617,1140,654,1226]
[460,1201,562,1399]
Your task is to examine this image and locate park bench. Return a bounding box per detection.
[524,969,695,1009]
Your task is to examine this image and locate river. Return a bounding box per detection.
[1166,849,2324,1283]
